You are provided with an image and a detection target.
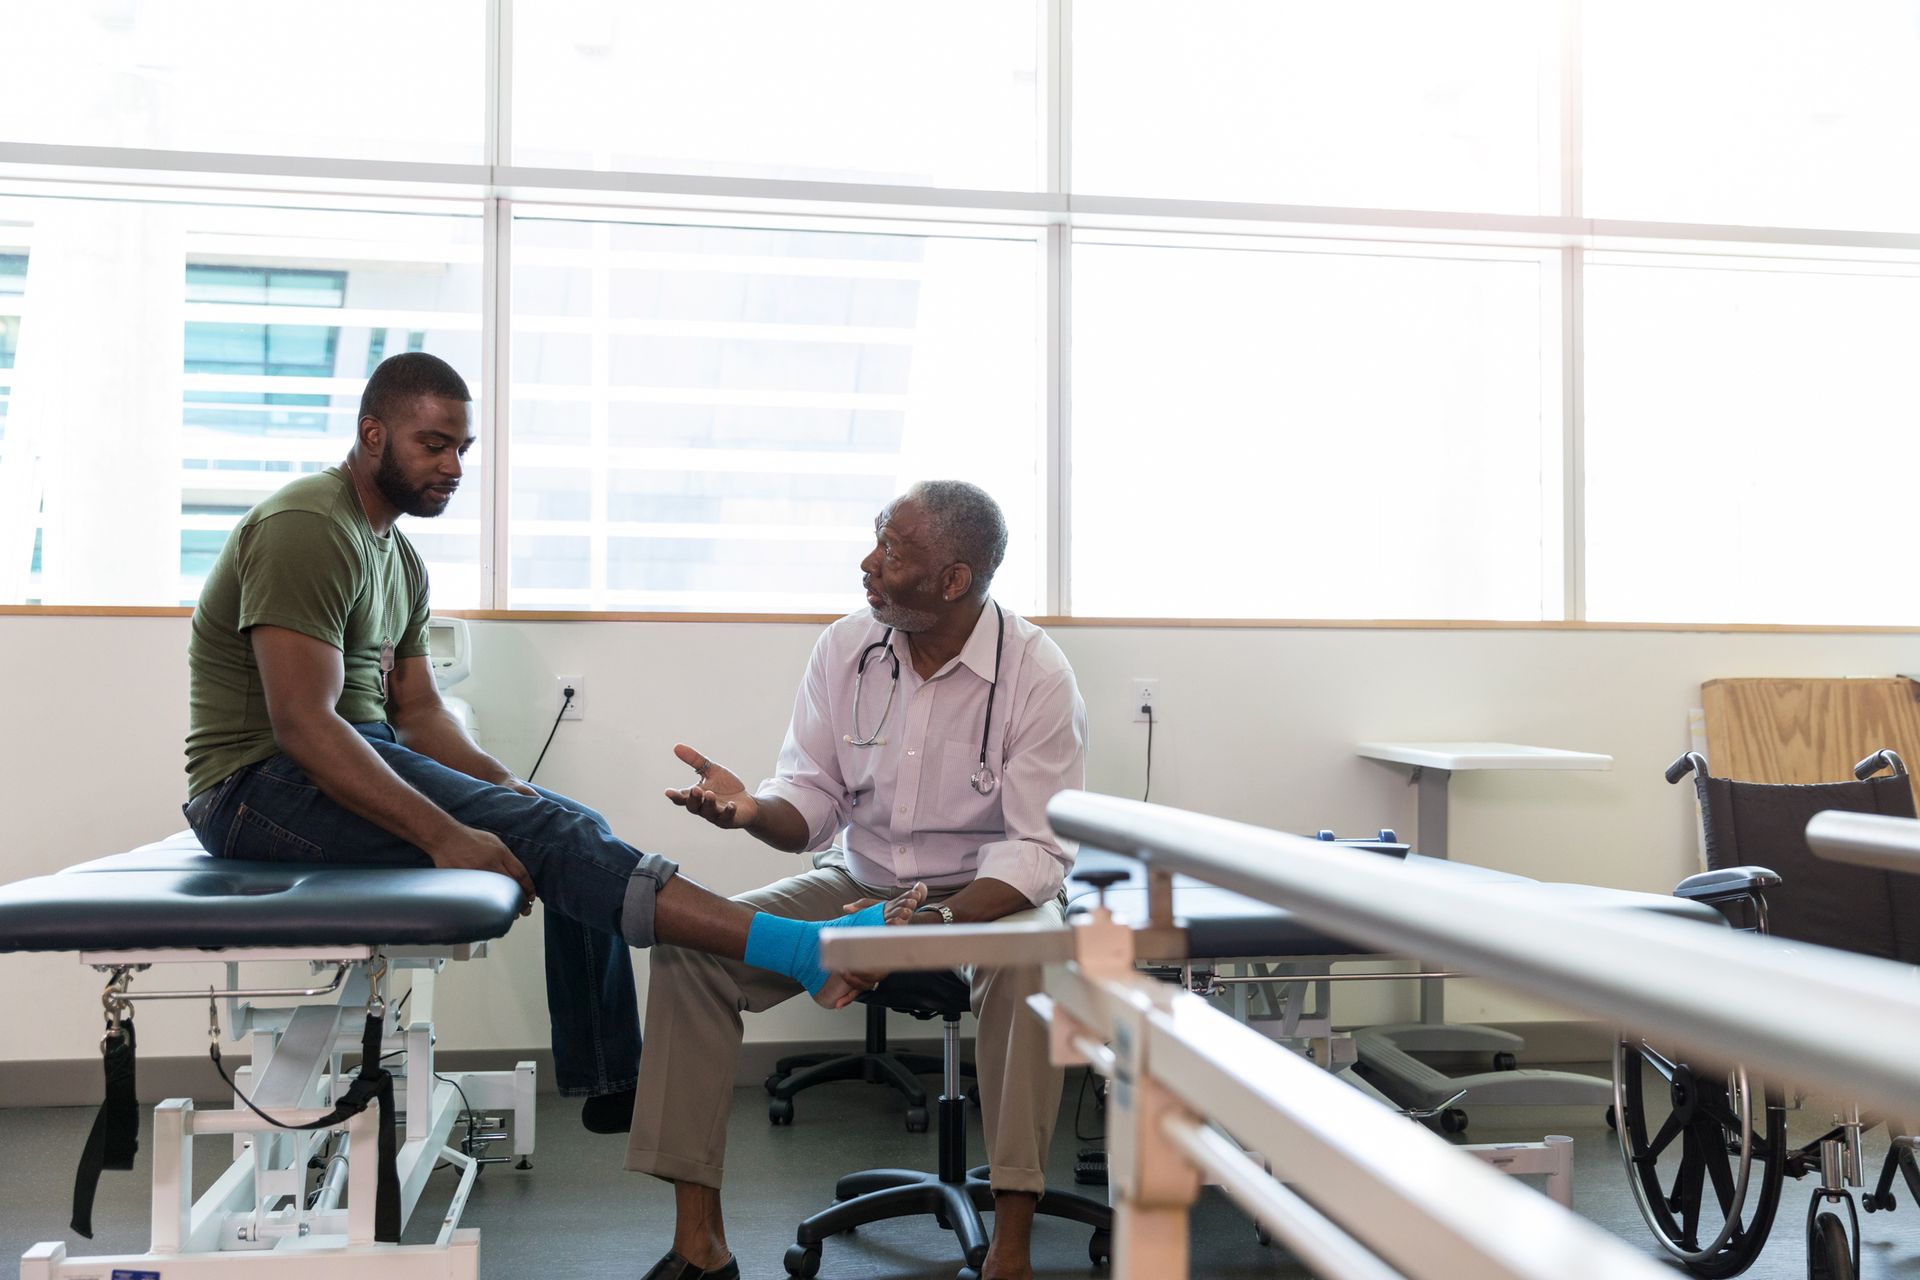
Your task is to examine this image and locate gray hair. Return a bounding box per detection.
[904,479,1008,598]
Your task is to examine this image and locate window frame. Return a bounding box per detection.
[3,1,1920,626]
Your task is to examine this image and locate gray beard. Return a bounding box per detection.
[870,600,938,632]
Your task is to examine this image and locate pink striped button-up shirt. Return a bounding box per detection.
[759,602,1087,905]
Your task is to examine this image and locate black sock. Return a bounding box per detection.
[580,1086,636,1134]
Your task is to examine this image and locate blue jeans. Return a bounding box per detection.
[183,723,676,1097]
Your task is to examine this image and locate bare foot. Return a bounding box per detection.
[810,882,927,1008]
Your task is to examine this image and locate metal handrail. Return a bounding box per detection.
[1807,809,1920,874]
[1045,791,1920,1121]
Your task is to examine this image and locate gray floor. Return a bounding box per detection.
[5,1065,1920,1278]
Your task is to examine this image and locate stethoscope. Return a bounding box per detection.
[846,601,1005,796]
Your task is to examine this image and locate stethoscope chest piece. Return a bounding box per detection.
[850,602,1007,800]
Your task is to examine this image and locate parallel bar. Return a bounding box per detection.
[1048,792,1920,1121]
[1806,810,1920,873]
[821,920,1073,971]
[1049,963,1670,1280]
[1159,1119,1402,1280]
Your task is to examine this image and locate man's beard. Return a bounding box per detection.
[870,579,940,632]
[373,442,452,518]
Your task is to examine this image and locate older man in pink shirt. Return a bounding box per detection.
[628,480,1087,1280]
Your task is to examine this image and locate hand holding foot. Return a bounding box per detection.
[740,883,928,1009]
[816,882,928,1007]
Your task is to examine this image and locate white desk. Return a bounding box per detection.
[1355,742,1613,860]
[1356,741,1614,1047]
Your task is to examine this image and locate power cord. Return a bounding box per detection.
[1141,703,1154,803]
[526,686,573,785]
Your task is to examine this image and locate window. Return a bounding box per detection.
[7,4,1919,626]
[512,1,1044,189]
[0,194,484,606]
[1584,253,1920,625]
[0,252,21,442]
[1073,0,1556,213]
[1585,1,1920,232]
[508,213,1044,613]
[184,266,347,434]
[0,0,484,163]
[1071,237,1557,620]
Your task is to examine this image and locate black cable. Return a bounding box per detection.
[435,1069,481,1161]
[437,1070,476,1127]
[1142,704,1154,803]
[525,689,573,784]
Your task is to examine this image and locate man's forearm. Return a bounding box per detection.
[746,794,812,853]
[276,714,465,852]
[913,876,1031,925]
[395,708,517,787]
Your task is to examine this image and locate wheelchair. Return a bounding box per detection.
[1613,748,1920,1279]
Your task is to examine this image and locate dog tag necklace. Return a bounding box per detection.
[345,457,397,704]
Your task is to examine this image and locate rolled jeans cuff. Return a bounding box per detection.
[619,853,679,949]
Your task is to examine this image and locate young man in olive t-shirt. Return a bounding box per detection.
[183,353,922,1162]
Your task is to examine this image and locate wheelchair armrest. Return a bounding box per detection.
[1673,866,1783,901]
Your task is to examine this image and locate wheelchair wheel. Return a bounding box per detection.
[1806,1195,1860,1280]
[1809,1211,1853,1280]
[1614,1037,1786,1278]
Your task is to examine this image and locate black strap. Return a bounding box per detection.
[70,1017,139,1238]
[207,1008,402,1242]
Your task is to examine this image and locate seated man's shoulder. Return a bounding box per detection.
[1008,610,1075,677]
[823,609,885,645]
[252,470,354,524]
[227,475,352,550]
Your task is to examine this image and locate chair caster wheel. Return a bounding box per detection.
[966,1084,980,1106]
[764,1072,784,1095]
[1439,1108,1469,1135]
[784,1243,821,1277]
[1255,1222,1272,1247]
[957,1270,980,1280]
[1605,1104,1617,1131]
[906,1105,929,1133]
[1090,1228,1112,1265]
[1865,1192,1894,1213]
[1493,1051,1517,1071]
[769,1097,795,1125]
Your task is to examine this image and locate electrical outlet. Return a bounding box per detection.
[1132,678,1159,723]
[556,675,585,721]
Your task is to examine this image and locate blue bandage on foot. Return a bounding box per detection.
[744,901,890,995]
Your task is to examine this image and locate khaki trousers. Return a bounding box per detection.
[626,862,1066,1195]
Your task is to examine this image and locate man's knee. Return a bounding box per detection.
[973,960,1046,1011]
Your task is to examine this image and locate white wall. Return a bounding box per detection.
[3,613,1916,1066]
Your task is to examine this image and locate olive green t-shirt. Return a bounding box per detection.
[185,466,431,798]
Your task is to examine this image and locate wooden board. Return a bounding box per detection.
[1701,678,1920,805]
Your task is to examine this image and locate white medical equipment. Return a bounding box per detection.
[426,615,479,738]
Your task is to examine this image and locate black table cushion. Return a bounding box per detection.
[0,836,523,952]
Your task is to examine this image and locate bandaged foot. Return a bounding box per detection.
[743,882,926,1008]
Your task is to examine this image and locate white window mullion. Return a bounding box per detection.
[1046,0,1071,616]
[483,197,512,610]
[481,0,512,609]
[1560,0,1585,621]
